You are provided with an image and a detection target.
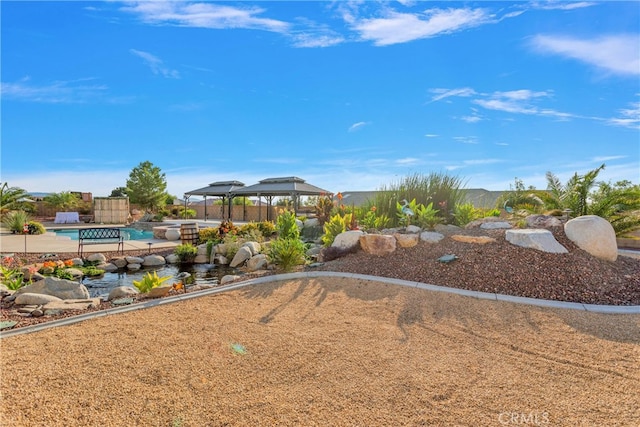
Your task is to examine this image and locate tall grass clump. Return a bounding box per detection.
[373,172,467,226]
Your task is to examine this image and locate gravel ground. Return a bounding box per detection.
[1,277,639,426]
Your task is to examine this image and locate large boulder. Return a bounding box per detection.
[15,293,62,305]
[359,234,397,256]
[506,229,568,254]
[142,255,166,267]
[14,276,90,300]
[246,254,268,272]
[564,215,617,261]
[230,246,253,267]
[332,230,365,251]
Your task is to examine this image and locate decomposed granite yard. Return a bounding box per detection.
[1,275,639,427]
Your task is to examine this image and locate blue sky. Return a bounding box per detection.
[2,1,639,199]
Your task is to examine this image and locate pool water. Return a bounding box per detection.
[53,228,154,241]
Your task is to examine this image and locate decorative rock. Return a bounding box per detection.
[108,286,139,300]
[246,254,268,272]
[194,254,209,264]
[64,268,84,280]
[213,254,229,265]
[111,257,128,268]
[142,255,166,267]
[87,253,107,263]
[15,277,90,300]
[31,309,44,317]
[146,285,172,298]
[42,298,101,312]
[525,214,563,228]
[506,229,568,253]
[434,224,462,234]
[125,256,144,264]
[98,262,119,272]
[0,321,18,330]
[332,230,365,251]
[242,242,261,256]
[127,263,142,270]
[215,243,228,255]
[480,221,512,230]
[15,293,62,305]
[451,235,497,244]
[165,254,180,264]
[197,245,208,256]
[230,246,253,267]
[394,233,419,248]
[221,275,241,285]
[359,234,397,256]
[70,258,84,266]
[465,217,505,229]
[420,231,445,243]
[165,228,181,241]
[564,215,617,261]
[406,225,422,234]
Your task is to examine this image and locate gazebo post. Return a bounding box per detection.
[258,194,262,222]
[204,196,207,221]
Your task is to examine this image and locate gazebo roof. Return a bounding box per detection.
[184,181,245,197]
[232,177,331,197]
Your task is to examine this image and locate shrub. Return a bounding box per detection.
[198,227,221,245]
[0,259,29,291]
[218,220,238,236]
[27,221,46,235]
[132,271,171,293]
[174,244,198,263]
[321,213,351,247]
[79,266,105,277]
[222,234,242,260]
[238,222,265,242]
[257,220,276,237]
[2,210,31,234]
[267,238,307,272]
[276,210,300,240]
[482,208,501,218]
[453,203,481,227]
[414,202,441,230]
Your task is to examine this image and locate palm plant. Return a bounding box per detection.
[0,183,30,215]
[44,191,81,211]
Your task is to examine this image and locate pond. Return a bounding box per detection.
[52,227,154,241]
[81,263,241,299]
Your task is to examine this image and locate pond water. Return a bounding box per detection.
[53,228,154,241]
[81,263,241,299]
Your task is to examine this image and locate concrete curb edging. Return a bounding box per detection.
[2,271,639,338]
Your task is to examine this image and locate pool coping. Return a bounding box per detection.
[2,271,639,339]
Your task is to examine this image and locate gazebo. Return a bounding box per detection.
[232,176,332,221]
[184,181,245,221]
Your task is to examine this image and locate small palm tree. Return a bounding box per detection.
[0,182,30,214]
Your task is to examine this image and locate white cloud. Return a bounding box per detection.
[424,134,439,138]
[531,34,640,76]
[607,100,640,129]
[592,155,627,162]
[1,77,107,104]
[348,121,370,132]
[429,87,477,102]
[531,1,596,11]
[121,2,289,33]
[291,32,345,48]
[130,49,180,79]
[351,8,491,46]
[453,136,479,144]
[460,115,482,123]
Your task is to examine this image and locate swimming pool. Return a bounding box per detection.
[52,228,154,241]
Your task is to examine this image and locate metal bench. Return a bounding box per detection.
[78,228,124,256]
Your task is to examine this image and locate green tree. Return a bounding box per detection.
[44,191,81,211]
[109,187,128,197]
[125,161,167,212]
